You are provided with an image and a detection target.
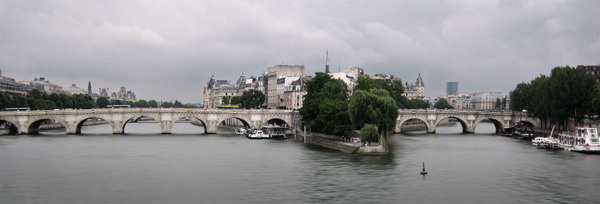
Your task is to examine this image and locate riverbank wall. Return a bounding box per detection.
[293,132,388,156]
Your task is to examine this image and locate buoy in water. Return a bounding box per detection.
[420,162,427,175]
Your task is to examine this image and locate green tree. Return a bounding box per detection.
[222,96,231,105]
[299,72,350,133]
[173,100,184,108]
[360,123,380,144]
[495,98,502,110]
[0,93,14,110]
[434,98,454,109]
[547,66,596,125]
[300,72,336,125]
[29,89,42,99]
[509,82,530,111]
[353,77,397,100]
[148,100,158,108]
[407,99,430,109]
[348,89,399,137]
[134,99,149,107]
[161,101,173,108]
[230,96,241,105]
[239,89,265,109]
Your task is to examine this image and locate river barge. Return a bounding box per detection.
[558,126,600,154]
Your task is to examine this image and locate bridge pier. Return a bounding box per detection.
[205,121,218,134]
[161,121,172,134]
[426,122,436,133]
[112,121,124,134]
[65,121,80,134]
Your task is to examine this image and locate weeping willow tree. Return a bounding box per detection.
[360,124,379,144]
[348,89,399,138]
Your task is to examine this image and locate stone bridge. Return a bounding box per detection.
[0,108,538,135]
[396,109,539,133]
[0,108,301,134]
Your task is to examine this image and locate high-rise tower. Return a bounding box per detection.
[325,49,330,73]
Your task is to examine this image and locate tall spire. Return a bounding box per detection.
[416,72,424,86]
[88,81,92,95]
[325,48,330,73]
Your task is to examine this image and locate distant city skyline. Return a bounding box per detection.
[1,1,598,103]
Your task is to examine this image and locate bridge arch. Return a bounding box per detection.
[216,115,252,128]
[0,119,19,134]
[188,117,210,134]
[265,118,289,126]
[473,118,505,133]
[74,116,113,134]
[261,116,292,129]
[435,116,470,133]
[396,117,430,133]
[121,114,164,134]
[27,117,68,134]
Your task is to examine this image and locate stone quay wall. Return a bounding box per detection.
[294,132,388,156]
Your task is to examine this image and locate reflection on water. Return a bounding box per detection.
[1,121,599,204]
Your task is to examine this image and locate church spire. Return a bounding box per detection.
[325,48,330,73]
[416,72,424,86]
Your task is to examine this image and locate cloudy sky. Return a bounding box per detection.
[1,0,599,103]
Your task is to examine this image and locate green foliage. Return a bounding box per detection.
[239,89,265,109]
[222,96,231,105]
[96,97,110,108]
[434,98,454,109]
[161,101,173,108]
[316,99,351,135]
[29,89,42,99]
[348,89,399,137]
[299,72,351,134]
[509,66,598,126]
[134,99,149,107]
[353,77,397,100]
[407,98,430,109]
[173,100,183,108]
[230,96,241,105]
[148,100,158,108]
[360,124,380,144]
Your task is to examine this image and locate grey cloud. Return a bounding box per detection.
[1,0,598,102]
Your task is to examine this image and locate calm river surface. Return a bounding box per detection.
[1,121,599,204]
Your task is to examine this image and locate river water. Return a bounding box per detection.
[1,120,599,204]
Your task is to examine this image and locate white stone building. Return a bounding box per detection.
[471,92,505,110]
[267,65,305,109]
[403,73,425,100]
[111,86,136,102]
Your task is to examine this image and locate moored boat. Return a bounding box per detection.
[532,126,561,149]
[235,128,247,135]
[246,129,269,139]
[262,124,288,139]
[558,126,600,154]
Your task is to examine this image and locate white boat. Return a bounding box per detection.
[235,128,246,135]
[558,126,600,154]
[246,129,270,139]
[532,126,561,149]
[261,124,288,139]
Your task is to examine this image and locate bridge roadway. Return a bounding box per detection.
[0,108,538,135]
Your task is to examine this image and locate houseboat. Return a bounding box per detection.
[558,126,600,154]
